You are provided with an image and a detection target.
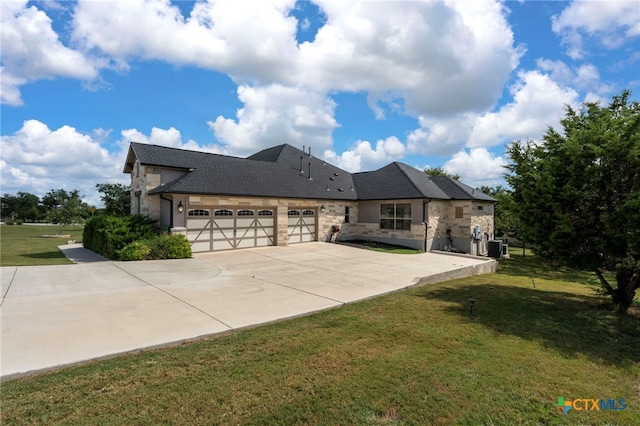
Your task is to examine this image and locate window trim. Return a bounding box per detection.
[380,202,412,231]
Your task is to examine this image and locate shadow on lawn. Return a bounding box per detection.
[419,283,640,367]
[23,252,67,260]
[496,256,598,285]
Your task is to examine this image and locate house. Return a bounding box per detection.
[123,142,496,254]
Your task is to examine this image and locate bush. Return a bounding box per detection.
[117,241,152,261]
[116,234,192,261]
[83,215,158,259]
[151,234,192,259]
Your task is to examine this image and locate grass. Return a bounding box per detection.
[1,245,639,424]
[0,224,84,266]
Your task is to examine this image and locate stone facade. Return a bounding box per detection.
[130,162,494,254]
[335,199,495,252]
[130,161,161,219]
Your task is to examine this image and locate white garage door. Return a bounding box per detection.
[186,208,275,252]
[287,209,316,243]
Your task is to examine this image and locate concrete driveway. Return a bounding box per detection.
[1,242,496,379]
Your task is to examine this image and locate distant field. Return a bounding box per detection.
[2,251,638,425]
[0,224,84,266]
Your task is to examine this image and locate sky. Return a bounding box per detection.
[1,0,639,207]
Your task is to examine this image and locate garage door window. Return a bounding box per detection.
[215,209,233,216]
[288,210,300,216]
[237,210,254,216]
[258,210,273,216]
[188,209,210,217]
[302,210,315,216]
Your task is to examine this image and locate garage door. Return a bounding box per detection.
[186,208,275,252]
[287,209,316,243]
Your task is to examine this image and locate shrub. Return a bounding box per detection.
[150,234,192,259]
[83,215,158,259]
[117,241,152,261]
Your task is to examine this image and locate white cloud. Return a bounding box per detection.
[72,0,299,83]
[467,69,579,148]
[323,136,405,172]
[552,0,640,59]
[407,113,476,157]
[69,0,522,111]
[0,120,122,205]
[1,1,98,105]
[443,148,507,188]
[209,84,338,156]
[536,59,613,97]
[298,0,522,116]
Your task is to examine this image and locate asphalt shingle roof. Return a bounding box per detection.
[352,162,450,200]
[125,142,496,202]
[131,143,357,200]
[430,176,496,201]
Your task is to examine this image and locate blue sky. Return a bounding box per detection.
[2,0,639,206]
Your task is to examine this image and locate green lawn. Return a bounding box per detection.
[0,224,84,266]
[1,246,639,424]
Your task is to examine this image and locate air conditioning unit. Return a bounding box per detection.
[487,240,503,258]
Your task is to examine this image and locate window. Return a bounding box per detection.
[258,210,273,216]
[188,209,210,217]
[455,206,463,219]
[302,210,315,216]
[344,206,350,224]
[380,203,411,230]
[214,209,233,216]
[288,210,300,216]
[477,205,484,211]
[237,210,254,216]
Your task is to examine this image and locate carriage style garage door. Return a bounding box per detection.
[287,209,316,243]
[186,208,275,252]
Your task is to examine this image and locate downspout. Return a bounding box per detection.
[493,201,498,240]
[423,200,430,252]
[160,193,173,231]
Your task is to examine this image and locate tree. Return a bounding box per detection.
[424,167,461,181]
[1,192,43,221]
[506,90,640,313]
[43,189,89,232]
[96,183,131,216]
[479,185,519,239]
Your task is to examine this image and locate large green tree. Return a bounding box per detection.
[43,189,89,232]
[506,90,640,312]
[1,192,43,221]
[96,183,131,216]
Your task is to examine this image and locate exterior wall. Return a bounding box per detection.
[340,198,495,254]
[186,195,357,246]
[130,161,161,219]
[340,199,429,251]
[427,200,449,251]
[428,200,495,253]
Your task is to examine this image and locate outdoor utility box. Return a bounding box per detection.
[502,244,509,256]
[488,240,503,258]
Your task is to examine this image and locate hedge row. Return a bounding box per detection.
[83,215,191,260]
